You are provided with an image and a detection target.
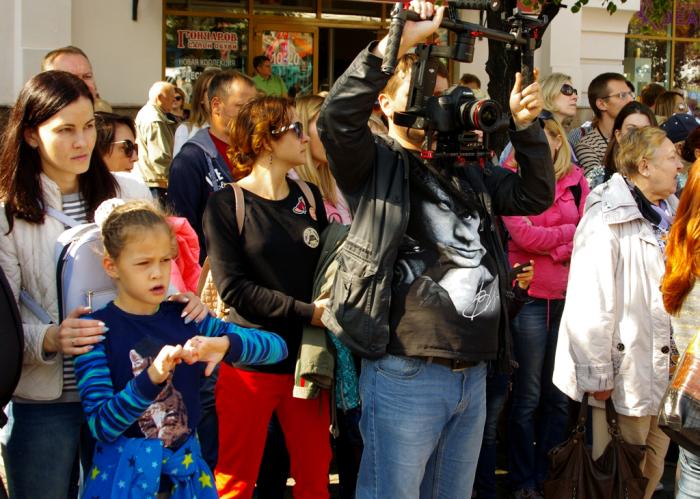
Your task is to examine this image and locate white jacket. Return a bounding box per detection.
[0,173,151,401]
[553,173,678,417]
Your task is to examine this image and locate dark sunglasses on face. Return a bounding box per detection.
[271,121,304,140]
[113,139,138,157]
[175,95,183,101]
[561,83,578,96]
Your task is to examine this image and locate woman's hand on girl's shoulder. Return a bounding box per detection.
[43,306,108,356]
[168,291,213,324]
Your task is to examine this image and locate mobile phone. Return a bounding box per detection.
[509,263,531,281]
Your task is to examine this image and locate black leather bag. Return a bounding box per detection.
[545,394,648,499]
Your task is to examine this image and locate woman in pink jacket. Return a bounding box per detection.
[502,113,590,499]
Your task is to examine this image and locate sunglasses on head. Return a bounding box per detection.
[113,140,138,157]
[271,121,304,140]
[561,84,578,96]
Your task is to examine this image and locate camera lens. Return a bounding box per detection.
[460,99,501,133]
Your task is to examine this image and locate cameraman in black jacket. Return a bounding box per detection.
[317,2,554,497]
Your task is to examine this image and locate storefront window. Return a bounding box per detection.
[164,16,248,101]
[260,31,315,94]
[625,0,700,106]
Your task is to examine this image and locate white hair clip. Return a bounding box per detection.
[94,198,126,228]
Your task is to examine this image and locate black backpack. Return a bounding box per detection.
[0,266,24,427]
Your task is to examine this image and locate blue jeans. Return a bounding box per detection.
[357,354,487,499]
[678,447,700,499]
[1,401,89,499]
[508,299,569,491]
[474,365,509,499]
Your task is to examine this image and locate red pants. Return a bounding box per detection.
[214,364,332,499]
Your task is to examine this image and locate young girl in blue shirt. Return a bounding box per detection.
[73,199,287,498]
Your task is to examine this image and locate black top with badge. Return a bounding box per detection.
[203,178,328,374]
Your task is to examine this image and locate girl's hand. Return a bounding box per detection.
[311,298,329,327]
[168,291,211,324]
[510,69,544,128]
[43,306,107,356]
[147,344,184,385]
[514,261,534,290]
[183,336,230,376]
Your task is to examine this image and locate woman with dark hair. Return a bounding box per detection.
[662,158,700,499]
[602,101,657,182]
[0,70,207,498]
[203,95,331,498]
[681,127,700,163]
[94,111,139,173]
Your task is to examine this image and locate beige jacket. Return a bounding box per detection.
[135,103,175,188]
[0,174,150,401]
[553,173,678,417]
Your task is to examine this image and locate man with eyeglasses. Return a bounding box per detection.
[574,72,635,187]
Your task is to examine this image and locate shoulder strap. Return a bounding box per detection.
[46,207,80,228]
[19,290,53,324]
[569,183,582,210]
[292,178,317,221]
[230,183,245,235]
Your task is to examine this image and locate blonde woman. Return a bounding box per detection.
[293,95,351,224]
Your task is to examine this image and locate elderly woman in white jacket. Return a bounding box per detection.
[553,126,683,499]
[0,71,207,499]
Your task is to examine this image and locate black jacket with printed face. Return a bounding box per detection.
[317,43,555,368]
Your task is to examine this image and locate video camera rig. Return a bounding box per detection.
[381,0,557,161]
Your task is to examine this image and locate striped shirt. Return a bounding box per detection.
[60,192,88,399]
[574,127,608,188]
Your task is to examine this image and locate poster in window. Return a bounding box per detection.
[261,31,314,96]
[165,16,248,102]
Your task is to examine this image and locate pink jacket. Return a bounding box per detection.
[167,216,202,294]
[502,165,589,299]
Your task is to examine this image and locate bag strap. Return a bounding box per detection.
[605,397,623,439]
[230,183,245,235]
[46,207,80,228]
[292,178,317,222]
[19,290,53,324]
[569,183,582,210]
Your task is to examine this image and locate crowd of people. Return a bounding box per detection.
[1,1,700,498]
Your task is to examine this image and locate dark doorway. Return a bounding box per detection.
[318,27,379,92]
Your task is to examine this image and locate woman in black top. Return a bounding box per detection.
[203,96,330,499]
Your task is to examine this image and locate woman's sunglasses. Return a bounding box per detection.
[271,121,304,140]
[113,139,138,158]
[561,84,578,96]
[174,95,183,102]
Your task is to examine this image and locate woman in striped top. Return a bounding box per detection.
[0,71,209,498]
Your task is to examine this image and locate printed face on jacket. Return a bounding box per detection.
[396,170,498,322]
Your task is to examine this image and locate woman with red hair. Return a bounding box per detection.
[661,159,700,499]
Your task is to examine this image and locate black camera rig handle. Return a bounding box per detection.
[382,3,409,75]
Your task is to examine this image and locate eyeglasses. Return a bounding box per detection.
[174,95,183,102]
[113,140,138,158]
[271,121,304,140]
[561,84,578,96]
[603,91,635,101]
